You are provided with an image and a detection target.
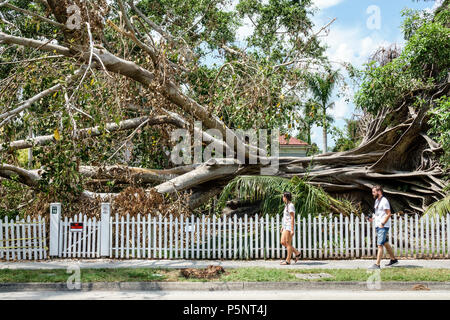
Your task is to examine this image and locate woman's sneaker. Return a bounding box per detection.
[385,259,399,267]
[368,264,380,270]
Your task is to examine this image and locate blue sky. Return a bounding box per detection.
[308,0,439,150]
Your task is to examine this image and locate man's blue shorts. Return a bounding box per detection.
[376,227,389,246]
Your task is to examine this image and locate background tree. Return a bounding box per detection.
[296,99,318,146]
[331,119,361,152]
[306,69,339,154]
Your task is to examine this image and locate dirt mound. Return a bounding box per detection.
[412,284,430,291]
[180,265,226,279]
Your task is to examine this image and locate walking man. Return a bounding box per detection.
[368,185,399,269]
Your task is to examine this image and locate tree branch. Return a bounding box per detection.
[0,68,85,127]
[1,115,183,151]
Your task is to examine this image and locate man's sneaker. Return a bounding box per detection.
[368,264,381,270]
[385,259,399,267]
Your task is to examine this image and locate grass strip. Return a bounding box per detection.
[0,267,449,283]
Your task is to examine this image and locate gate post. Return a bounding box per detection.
[49,203,61,256]
[100,203,111,257]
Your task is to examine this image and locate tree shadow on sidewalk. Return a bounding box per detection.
[388,265,423,269]
[295,262,327,266]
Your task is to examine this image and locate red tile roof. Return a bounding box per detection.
[279,135,309,146]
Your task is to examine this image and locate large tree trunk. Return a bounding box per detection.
[322,106,327,154]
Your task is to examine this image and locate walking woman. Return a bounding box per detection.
[280,192,301,265]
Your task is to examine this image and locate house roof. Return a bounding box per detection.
[279,135,309,146]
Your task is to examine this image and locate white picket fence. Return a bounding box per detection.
[0,216,47,261]
[3,209,449,260]
[108,213,450,259]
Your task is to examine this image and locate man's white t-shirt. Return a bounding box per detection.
[282,203,295,231]
[374,196,391,228]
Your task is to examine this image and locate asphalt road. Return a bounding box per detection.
[0,289,449,300]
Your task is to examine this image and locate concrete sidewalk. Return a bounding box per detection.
[0,258,449,270]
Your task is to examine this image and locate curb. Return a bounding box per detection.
[1,281,449,292]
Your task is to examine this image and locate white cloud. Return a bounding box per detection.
[329,97,349,120]
[236,16,254,41]
[221,0,238,12]
[312,0,344,10]
[324,26,391,67]
[425,0,444,13]
[311,125,320,141]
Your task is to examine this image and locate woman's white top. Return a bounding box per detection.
[282,202,295,231]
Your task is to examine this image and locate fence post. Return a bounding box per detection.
[100,203,111,257]
[49,203,61,256]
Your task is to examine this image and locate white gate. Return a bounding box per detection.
[58,213,101,258]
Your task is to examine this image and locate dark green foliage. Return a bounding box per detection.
[331,119,360,152]
[427,96,450,170]
[0,178,29,219]
[355,6,450,114]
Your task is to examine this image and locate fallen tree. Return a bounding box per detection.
[0,0,448,215]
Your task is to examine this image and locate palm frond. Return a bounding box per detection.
[423,195,450,218]
[306,70,340,106]
[218,175,357,217]
[218,176,291,214]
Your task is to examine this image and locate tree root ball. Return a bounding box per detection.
[180,265,226,279]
